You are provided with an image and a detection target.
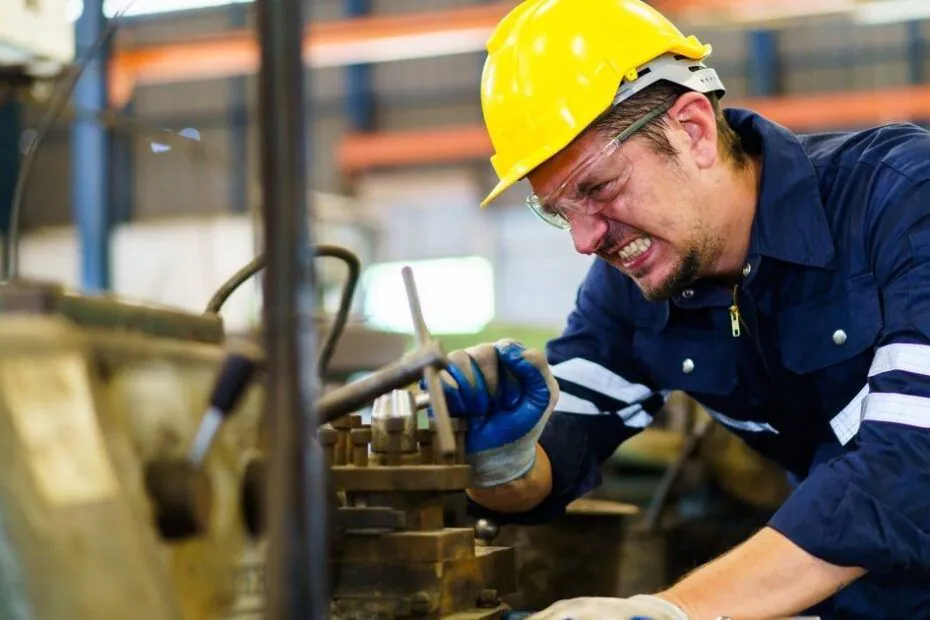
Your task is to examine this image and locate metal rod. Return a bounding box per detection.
[317,342,448,423]
[401,267,456,455]
[256,0,328,616]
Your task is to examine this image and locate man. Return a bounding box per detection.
[433,0,930,618]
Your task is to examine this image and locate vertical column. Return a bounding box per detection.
[908,20,926,85]
[0,101,20,243]
[345,0,374,131]
[256,0,325,617]
[748,29,780,98]
[229,4,249,213]
[71,0,111,292]
[110,99,135,225]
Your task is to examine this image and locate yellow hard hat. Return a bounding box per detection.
[480,0,717,208]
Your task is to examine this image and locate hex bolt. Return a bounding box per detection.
[318,425,338,467]
[350,427,371,467]
[331,415,353,465]
[417,427,434,465]
[346,414,362,455]
[384,416,406,466]
[430,419,453,465]
[451,418,468,465]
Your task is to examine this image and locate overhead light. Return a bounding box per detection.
[855,0,930,25]
[103,0,253,19]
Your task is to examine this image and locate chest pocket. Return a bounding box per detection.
[631,329,737,397]
[778,273,883,375]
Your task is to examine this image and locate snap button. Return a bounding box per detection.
[742,263,752,278]
[682,289,694,299]
[833,330,847,346]
[682,358,695,374]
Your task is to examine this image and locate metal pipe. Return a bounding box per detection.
[256,0,327,617]
[317,342,448,423]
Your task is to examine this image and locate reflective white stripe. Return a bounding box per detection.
[554,392,600,415]
[551,358,652,404]
[554,393,655,428]
[829,384,869,445]
[620,406,653,428]
[863,392,930,429]
[703,407,779,434]
[869,343,930,377]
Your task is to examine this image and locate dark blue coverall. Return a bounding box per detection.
[473,109,930,618]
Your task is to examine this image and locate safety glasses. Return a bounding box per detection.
[526,100,674,230]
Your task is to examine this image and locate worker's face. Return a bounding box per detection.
[527,93,724,301]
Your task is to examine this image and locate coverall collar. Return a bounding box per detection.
[725,108,836,270]
[670,109,836,310]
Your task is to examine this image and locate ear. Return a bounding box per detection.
[669,92,718,169]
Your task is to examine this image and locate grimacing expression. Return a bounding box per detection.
[527,115,723,302]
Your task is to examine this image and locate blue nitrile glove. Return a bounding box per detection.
[424,339,558,488]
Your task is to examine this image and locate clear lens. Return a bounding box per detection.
[524,100,672,231]
[526,194,571,229]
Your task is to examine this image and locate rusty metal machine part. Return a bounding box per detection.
[322,410,515,620]
[0,279,224,343]
[237,267,515,618]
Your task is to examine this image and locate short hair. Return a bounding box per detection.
[592,80,749,169]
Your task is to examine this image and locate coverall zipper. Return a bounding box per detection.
[729,284,741,337]
[732,284,810,414]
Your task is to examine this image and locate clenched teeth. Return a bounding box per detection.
[618,236,652,261]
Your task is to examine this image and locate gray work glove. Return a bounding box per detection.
[428,339,558,487]
[528,595,689,620]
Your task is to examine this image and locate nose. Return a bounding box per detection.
[570,213,608,255]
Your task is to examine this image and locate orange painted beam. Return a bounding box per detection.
[337,85,930,173]
[339,125,493,172]
[108,2,516,107]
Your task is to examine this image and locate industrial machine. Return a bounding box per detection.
[0,259,514,619]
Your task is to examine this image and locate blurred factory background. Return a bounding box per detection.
[10,0,930,349]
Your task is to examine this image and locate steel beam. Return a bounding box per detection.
[255,0,326,617]
[908,20,926,85]
[72,0,111,291]
[748,29,780,98]
[0,101,20,240]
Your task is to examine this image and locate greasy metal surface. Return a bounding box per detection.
[337,528,476,563]
[0,316,264,620]
[331,465,473,492]
[332,545,516,616]
[338,506,406,533]
[0,281,224,344]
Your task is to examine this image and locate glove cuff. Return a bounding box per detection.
[627,595,690,620]
[467,415,547,487]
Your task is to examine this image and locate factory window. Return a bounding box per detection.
[69,0,252,20]
[361,256,495,335]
